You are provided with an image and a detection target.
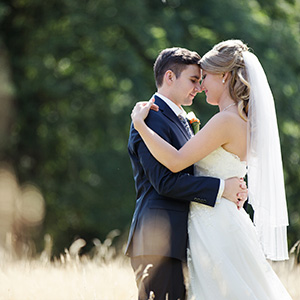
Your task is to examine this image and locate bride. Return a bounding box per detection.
[131,40,292,299]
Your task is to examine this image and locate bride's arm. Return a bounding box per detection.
[132,100,232,173]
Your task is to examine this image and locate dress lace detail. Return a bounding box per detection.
[194,146,247,179]
[187,147,292,300]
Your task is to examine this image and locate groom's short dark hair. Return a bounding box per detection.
[154,47,201,88]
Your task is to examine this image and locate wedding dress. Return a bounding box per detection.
[187,147,292,300]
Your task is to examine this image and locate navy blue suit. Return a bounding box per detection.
[125,95,220,299]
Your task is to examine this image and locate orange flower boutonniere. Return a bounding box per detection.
[186,112,200,134]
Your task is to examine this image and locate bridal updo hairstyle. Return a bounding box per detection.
[154,47,201,88]
[200,40,250,121]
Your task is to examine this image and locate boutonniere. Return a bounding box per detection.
[186,112,200,134]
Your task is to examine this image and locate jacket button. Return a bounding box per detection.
[194,197,207,203]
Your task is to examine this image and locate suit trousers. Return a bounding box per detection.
[131,255,186,300]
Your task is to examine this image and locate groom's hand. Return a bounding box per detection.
[223,177,248,209]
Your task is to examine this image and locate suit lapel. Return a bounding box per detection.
[154,96,190,140]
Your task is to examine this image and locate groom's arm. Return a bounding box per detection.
[129,114,220,206]
[139,139,220,206]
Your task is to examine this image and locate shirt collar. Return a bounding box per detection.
[155,92,187,117]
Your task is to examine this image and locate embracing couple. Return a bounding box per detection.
[125,40,292,300]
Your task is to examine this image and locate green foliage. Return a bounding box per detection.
[1,0,300,254]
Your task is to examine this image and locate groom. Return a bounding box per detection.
[125,47,247,300]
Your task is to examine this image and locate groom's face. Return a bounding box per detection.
[169,64,201,108]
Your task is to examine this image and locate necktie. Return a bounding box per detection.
[178,115,193,138]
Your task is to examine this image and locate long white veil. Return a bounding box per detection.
[243,51,289,261]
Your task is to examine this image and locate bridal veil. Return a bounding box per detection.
[243,51,289,260]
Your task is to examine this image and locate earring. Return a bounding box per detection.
[222,79,225,84]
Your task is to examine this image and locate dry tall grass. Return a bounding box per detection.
[0,249,137,300]
[0,237,299,300]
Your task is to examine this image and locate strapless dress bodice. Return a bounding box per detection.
[194,147,247,180]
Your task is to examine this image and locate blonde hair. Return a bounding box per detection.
[200,40,250,121]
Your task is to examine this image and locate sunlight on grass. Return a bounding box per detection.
[0,239,299,300]
[0,250,137,300]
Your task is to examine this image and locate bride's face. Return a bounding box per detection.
[200,70,225,106]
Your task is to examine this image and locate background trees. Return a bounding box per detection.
[0,0,299,255]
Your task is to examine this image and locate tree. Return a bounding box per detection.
[0,0,299,255]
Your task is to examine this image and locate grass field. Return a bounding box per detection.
[0,237,299,300]
[0,251,299,299]
[0,251,137,300]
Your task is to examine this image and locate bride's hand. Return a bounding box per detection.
[131,99,159,130]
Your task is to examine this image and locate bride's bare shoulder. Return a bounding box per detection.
[207,110,246,127]
[203,111,247,141]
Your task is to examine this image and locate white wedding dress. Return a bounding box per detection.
[187,147,292,300]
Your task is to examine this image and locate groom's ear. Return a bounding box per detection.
[164,70,175,86]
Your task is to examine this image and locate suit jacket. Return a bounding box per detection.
[125,95,220,261]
